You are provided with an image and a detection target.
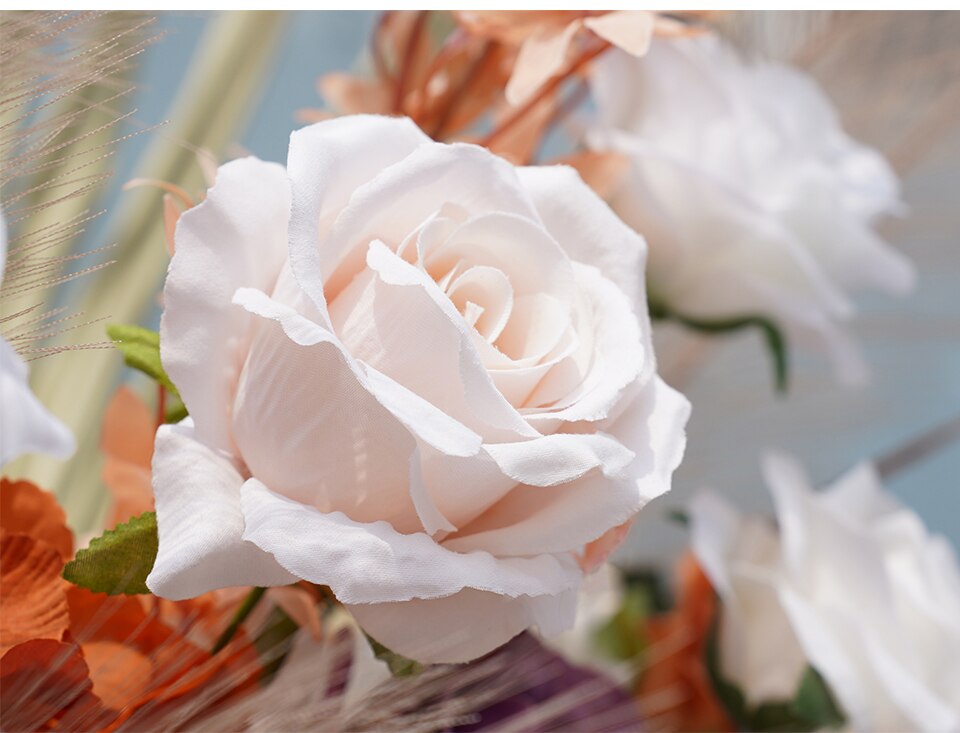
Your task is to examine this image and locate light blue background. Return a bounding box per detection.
[81,11,960,563]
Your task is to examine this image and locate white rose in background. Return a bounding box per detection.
[588,35,915,384]
[146,115,690,663]
[690,453,960,732]
[0,211,76,466]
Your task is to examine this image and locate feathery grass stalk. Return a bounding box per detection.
[17,11,288,531]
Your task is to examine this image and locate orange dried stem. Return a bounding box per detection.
[155,383,166,430]
[431,40,495,140]
[392,10,430,113]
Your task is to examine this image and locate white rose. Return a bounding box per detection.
[0,211,75,466]
[146,115,690,663]
[690,452,960,732]
[588,35,915,384]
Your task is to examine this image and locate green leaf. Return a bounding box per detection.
[593,581,652,662]
[649,302,789,393]
[793,666,845,729]
[366,635,423,677]
[253,606,300,684]
[704,600,846,731]
[106,323,179,397]
[62,512,158,595]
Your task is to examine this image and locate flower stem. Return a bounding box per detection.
[211,586,267,655]
[392,10,430,113]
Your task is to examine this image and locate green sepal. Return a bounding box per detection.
[106,323,179,397]
[366,635,423,677]
[62,511,158,595]
[705,601,846,730]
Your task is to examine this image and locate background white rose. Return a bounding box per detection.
[588,34,915,384]
[0,212,75,467]
[690,452,960,732]
[146,115,690,663]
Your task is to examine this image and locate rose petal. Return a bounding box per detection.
[0,477,73,559]
[447,377,688,556]
[0,531,70,654]
[518,163,648,313]
[505,20,581,106]
[348,587,578,664]
[161,157,290,454]
[0,337,75,466]
[0,639,104,730]
[360,241,539,440]
[583,10,654,57]
[320,141,542,304]
[287,115,431,317]
[240,479,581,604]
[147,422,296,600]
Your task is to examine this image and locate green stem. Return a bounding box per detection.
[651,301,789,393]
[211,586,267,655]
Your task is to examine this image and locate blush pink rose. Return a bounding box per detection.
[147,116,689,663]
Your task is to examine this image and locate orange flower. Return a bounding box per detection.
[455,10,708,105]
[101,386,155,529]
[636,552,734,732]
[0,475,318,731]
[304,11,513,143]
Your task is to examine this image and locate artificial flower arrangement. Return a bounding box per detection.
[1,9,958,733]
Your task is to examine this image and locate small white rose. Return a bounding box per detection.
[589,35,915,384]
[690,452,960,732]
[0,211,76,466]
[147,116,690,663]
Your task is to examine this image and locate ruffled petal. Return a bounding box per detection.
[160,157,290,454]
[446,377,688,556]
[286,115,430,317]
[240,479,581,604]
[0,338,74,466]
[348,587,578,664]
[146,422,296,600]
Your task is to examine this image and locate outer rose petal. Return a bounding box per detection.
[161,157,290,454]
[0,338,74,466]
[240,479,581,604]
[147,422,296,600]
[286,115,430,317]
[518,164,647,314]
[446,377,689,557]
[348,587,578,664]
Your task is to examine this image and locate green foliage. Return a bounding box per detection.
[107,323,187,423]
[62,512,158,595]
[649,301,789,393]
[366,635,423,677]
[254,606,301,684]
[107,323,179,396]
[593,585,649,661]
[705,604,846,730]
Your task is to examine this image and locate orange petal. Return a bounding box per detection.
[103,460,154,529]
[101,386,154,469]
[552,151,630,200]
[0,477,73,559]
[0,531,70,655]
[0,638,106,731]
[269,585,322,641]
[82,641,153,711]
[584,10,654,57]
[578,519,634,573]
[506,19,581,106]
